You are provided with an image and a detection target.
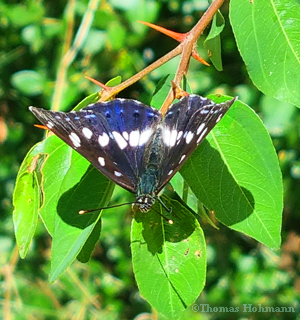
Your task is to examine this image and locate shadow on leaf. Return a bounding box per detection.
[181,139,255,227]
[133,196,197,255]
[56,165,102,229]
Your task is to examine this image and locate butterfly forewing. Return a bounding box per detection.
[156,95,236,191]
[30,99,161,192]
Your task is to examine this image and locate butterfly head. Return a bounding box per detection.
[135,195,156,212]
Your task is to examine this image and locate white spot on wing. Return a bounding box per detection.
[185,131,194,144]
[129,130,140,147]
[179,154,186,164]
[114,171,123,177]
[197,127,208,144]
[98,157,105,166]
[168,169,173,176]
[139,128,153,146]
[177,131,183,140]
[197,123,205,135]
[69,132,81,148]
[98,132,109,147]
[112,131,128,149]
[201,109,209,115]
[170,129,177,147]
[46,121,54,129]
[82,127,93,139]
[162,128,171,146]
[216,114,223,123]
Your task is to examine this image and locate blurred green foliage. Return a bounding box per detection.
[1,0,300,319]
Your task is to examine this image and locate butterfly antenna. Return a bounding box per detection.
[79,202,136,214]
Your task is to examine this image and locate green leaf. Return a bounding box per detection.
[34,136,114,280]
[77,217,102,263]
[106,75,122,87]
[151,74,173,109]
[180,96,283,249]
[230,0,300,107]
[203,7,225,71]
[12,142,46,258]
[82,29,106,54]
[260,95,297,137]
[73,92,100,111]
[131,196,206,319]
[171,173,219,229]
[11,70,44,96]
[107,21,126,51]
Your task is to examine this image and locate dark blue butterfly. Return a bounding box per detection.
[29,95,236,212]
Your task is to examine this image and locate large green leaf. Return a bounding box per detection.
[203,4,225,71]
[179,96,282,249]
[230,0,300,107]
[12,142,46,258]
[131,196,206,319]
[36,136,114,281]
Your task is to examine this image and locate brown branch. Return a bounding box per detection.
[160,0,227,114]
[99,45,182,102]
[99,0,226,113]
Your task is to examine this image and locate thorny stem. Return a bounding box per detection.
[161,0,226,114]
[99,0,226,115]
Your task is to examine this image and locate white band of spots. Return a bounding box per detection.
[98,156,105,166]
[179,154,186,164]
[185,131,194,144]
[112,131,128,149]
[197,127,208,144]
[98,132,109,147]
[129,130,140,147]
[82,127,93,139]
[139,128,153,146]
[69,132,81,148]
[46,121,54,129]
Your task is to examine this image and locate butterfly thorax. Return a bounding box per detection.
[135,167,159,212]
[135,127,164,212]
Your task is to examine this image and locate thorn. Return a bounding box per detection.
[192,50,210,66]
[139,21,210,66]
[171,81,189,100]
[139,20,187,42]
[34,124,48,130]
[85,75,110,90]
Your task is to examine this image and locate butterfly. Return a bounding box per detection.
[29,94,236,212]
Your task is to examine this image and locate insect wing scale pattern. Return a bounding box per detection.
[30,95,236,211]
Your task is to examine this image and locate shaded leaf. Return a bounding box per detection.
[204,7,225,71]
[230,0,300,107]
[131,196,206,319]
[180,96,282,249]
[13,142,46,258]
[11,70,44,96]
[33,136,114,280]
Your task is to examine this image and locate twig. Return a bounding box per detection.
[161,0,227,114]
[99,0,226,115]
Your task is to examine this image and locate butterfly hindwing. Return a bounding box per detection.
[157,95,236,191]
[30,99,161,192]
